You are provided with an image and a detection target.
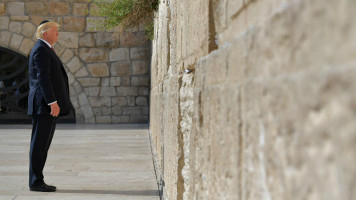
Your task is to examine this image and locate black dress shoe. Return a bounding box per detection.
[30,183,56,192]
[44,183,56,191]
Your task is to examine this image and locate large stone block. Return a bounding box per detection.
[19,38,34,56]
[112,116,130,123]
[21,22,36,38]
[132,61,149,75]
[9,34,23,50]
[130,47,150,60]
[49,2,69,15]
[0,31,11,46]
[131,76,150,86]
[0,17,9,30]
[95,116,111,124]
[66,56,82,73]
[109,48,129,61]
[78,78,100,87]
[73,3,88,16]
[116,87,138,96]
[88,97,111,107]
[94,32,117,47]
[110,77,121,86]
[87,63,109,77]
[84,87,100,96]
[7,2,24,16]
[60,49,75,63]
[63,17,85,32]
[99,87,116,96]
[79,34,95,47]
[129,115,148,123]
[58,32,79,48]
[79,48,108,63]
[110,61,131,76]
[135,96,147,106]
[120,32,149,47]
[9,21,22,33]
[0,3,5,15]
[75,67,89,77]
[25,2,47,15]
[122,107,142,115]
[112,97,127,106]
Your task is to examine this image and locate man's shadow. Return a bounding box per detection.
[56,189,159,196]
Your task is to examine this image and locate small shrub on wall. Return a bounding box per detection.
[92,0,159,40]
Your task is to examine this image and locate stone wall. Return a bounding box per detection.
[150,0,356,199]
[0,0,150,123]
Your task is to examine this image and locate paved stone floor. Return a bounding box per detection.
[0,124,159,200]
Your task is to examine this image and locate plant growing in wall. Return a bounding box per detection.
[92,0,159,40]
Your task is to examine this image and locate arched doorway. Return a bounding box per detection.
[0,47,75,123]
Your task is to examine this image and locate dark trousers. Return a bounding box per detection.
[29,115,57,187]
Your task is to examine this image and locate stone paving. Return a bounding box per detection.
[0,124,159,200]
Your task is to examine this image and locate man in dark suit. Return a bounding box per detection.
[27,20,73,192]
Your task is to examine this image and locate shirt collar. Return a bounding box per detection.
[39,38,52,49]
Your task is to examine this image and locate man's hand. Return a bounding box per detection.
[50,102,60,117]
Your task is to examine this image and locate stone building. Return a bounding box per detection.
[150,0,356,200]
[0,0,150,124]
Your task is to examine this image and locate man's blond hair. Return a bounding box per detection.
[35,21,60,39]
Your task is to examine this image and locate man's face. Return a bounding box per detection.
[44,26,58,45]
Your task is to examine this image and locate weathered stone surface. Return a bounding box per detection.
[9,34,23,50]
[19,38,34,55]
[95,116,111,123]
[109,48,129,61]
[94,32,117,47]
[79,48,108,63]
[53,43,66,57]
[78,92,89,106]
[66,56,82,73]
[88,97,111,107]
[25,2,47,15]
[101,77,110,87]
[0,31,12,46]
[58,32,79,48]
[0,17,10,30]
[49,2,69,15]
[10,16,29,21]
[136,96,147,106]
[60,49,75,63]
[79,34,95,47]
[87,63,109,77]
[73,3,88,16]
[84,87,100,96]
[130,47,150,60]
[78,78,100,87]
[117,87,138,96]
[139,87,149,95]
[110,61,131,76]
[101,107,111,115]
[111,107,121,115]
[7,2,24,16]
[112,116,130,123]
[130,115,148,123]
[120,32,149,47]
[73,81,82,93]
[112,97,127,106]
[110,77,121,86]
[30,16,45,27]
[122,107,142,115]
[127,96,135,106]
[132,61,149,75]
[0,3,5,15]
[21,22,36,38]
[131,77,149,86]
[99,87,116,96]
[121,77,131,86]
[9,21,22,33]
[63,17,85,32]
[75,67,89,77]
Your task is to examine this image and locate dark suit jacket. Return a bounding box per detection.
[28,39,73,116]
